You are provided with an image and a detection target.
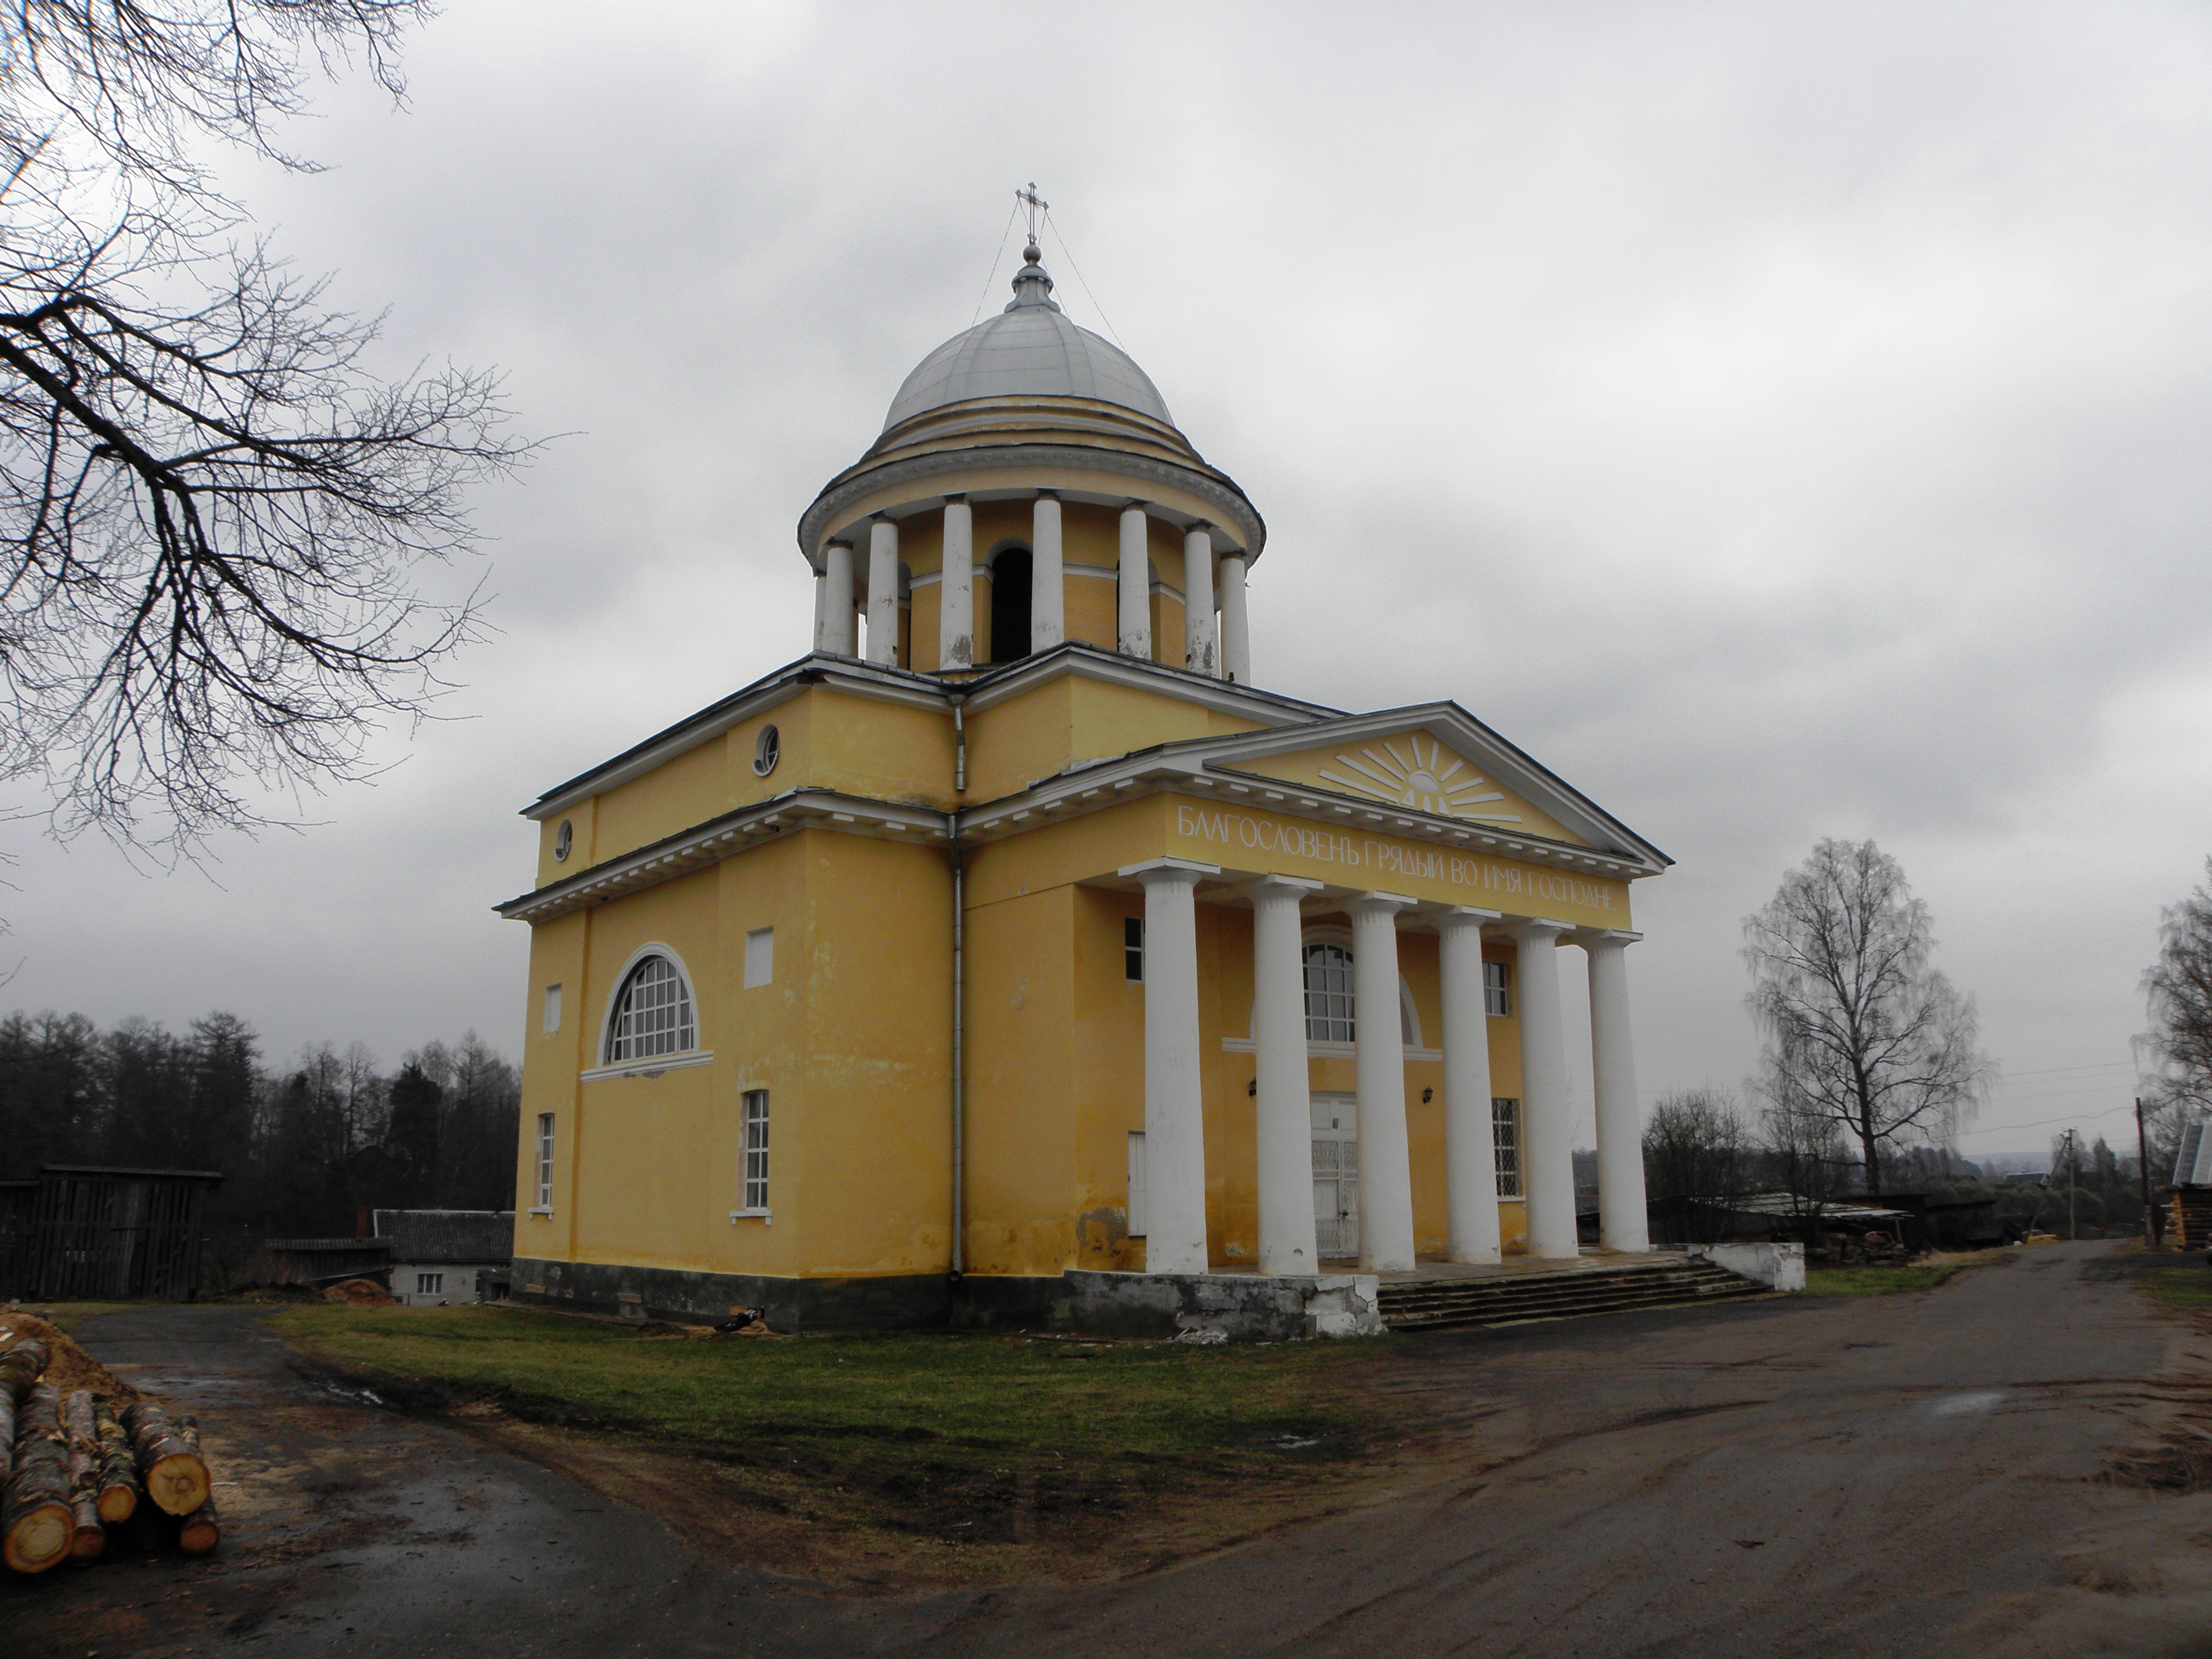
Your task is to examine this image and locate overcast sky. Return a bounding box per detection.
[9,1,2211,1165]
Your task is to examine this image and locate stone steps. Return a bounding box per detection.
[1375,1258,1768,1332]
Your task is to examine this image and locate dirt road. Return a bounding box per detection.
[12,1242,2212,1657]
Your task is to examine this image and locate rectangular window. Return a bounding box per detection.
[542,983,562,1034]
[744,927,774,989]
[1124,916,1144,982]
[1492,1098,1522,1198]
[1127,1131,1148,1237]
[536,1113,555,1209]
[1483,961,1510,1018]
[416,1272,443,1296]
[741,1090,770,1210]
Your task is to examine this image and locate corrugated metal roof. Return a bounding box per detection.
[371,1209,514,1264]
[2175,1120,2211,1187]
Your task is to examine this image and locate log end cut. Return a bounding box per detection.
[1,1497,72,1575]
[67,1495,104,1565]
[176,1498,219,1556]
[95,1479,138,1525]
[143,1452,211,1519]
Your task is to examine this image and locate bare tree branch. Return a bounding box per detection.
[0,1,526,852]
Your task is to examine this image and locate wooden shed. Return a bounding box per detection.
[21,1165,226,1301]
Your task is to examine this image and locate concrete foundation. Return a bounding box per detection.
[511,1257,1385,1340]
[1689,1241,1806,1292]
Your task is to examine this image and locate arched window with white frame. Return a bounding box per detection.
[1299,935,1419,1046]
[603,950,697,1064]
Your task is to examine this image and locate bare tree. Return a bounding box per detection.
[0,2,525,852]
[2143,861,2212,1148]
[1758,1090,1854,1245]
[1744,838,1992,1194]
[1641,1086,1754,1243]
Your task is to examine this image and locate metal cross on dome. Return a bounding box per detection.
[1017,182,1049,248]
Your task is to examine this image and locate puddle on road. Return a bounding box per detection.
[1928,1390,2007,1417]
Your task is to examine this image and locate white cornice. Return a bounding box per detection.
[496,789,951,923]
[959,642,1339,724]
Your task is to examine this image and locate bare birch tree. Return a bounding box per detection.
[0,2,525,852]
[1744,838,1992,1194]
[2143,860,2212,1119]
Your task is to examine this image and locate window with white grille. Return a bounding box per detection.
[1124,917,1143,982]
[1492,1098,1522,1198]
[416,1272,443,1296]
[741,1090,770,1211]
[605,954,695,1063]
[1484,961,1510,1018]
[1303,943,1355,1041]
[535,1113,555,1209]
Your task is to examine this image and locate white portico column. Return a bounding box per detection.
[1511,919,1580,1260]
[1031,491,1065,653]
[822,540,857,656]
[1118,503,1152,658]
[811,566,827,652]
[1583,930,1651,1253]
[865,518,899,666]
[1439,907,1504,1265]
[1183,525,1217,677]
[1219,552,1250,683]
[940,496,974,670]
[1349,893,1418,1273]
[1119,858,1219,1275]
[1251,875,1323,1276]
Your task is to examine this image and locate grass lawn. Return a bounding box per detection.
[1805,1251,2006,1298]
[269,1306,1402,1571]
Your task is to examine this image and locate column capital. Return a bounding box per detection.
[1118,856,1220,886]
[1572,927,1644,950]
[942,492,968,505]
[1122,497,1151,512]
[1437,905,1503,931]
[1239,876,1318,902]
[1507,916,1575,940]
[1347,890,1417,917]
[1032,487,1059,499]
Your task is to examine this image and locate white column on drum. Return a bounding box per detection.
[811,567,828,653]
[1251,875,1323,1275]
[1439,906,1504,1265]
[1348,893,1417,1274]
[1183,525,1217,677]
[1118,503,1152,659]
[940,496,974,670]
[865,518,899,666]
[822,540,856,657]
[1031,492,1065,653]
[1219,552,1250,683]
[1119,858,1219,1276]
[1583,929,1650,1253]
[1510,918,1580,1260]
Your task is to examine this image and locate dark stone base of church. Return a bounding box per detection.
[510,1259,1385,1340]
[509,1257,950,1333]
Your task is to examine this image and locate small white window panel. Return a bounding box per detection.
[1124,917,1143,982]
[416,1272,443,1296]
[542,983,562,1034]
[1492,1098,1522,1199]
[1303,943,1355,1042]
[535,1113,555,1210]
[1127,1131,1148,1238]
[731,1089,772,1220]
[1484,961,1510,1018]
[744,928,774,989]
[605,953,696,1064]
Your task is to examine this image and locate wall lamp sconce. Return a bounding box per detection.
[1246,1079,1257,1097]
[1421,1086,1435,1103]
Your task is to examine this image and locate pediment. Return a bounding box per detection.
[1225,729,1588,847]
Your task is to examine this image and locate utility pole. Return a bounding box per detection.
[2064,1128,2078,1242]
[2137,1096,2159,1249]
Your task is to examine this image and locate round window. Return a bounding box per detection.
[552,819,573,862]
[753,724,781,778]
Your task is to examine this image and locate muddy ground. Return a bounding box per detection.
[11,1241,2212,1657]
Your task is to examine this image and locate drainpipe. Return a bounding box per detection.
[949,695,968,1281]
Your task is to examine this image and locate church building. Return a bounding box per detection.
[498,233,1672,1337]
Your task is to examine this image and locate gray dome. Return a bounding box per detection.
[882,251,1173,431]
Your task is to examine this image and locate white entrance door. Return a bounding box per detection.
[1312,1092,1358,1259]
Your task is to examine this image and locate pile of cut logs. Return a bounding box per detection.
[1,1337,219,1575]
